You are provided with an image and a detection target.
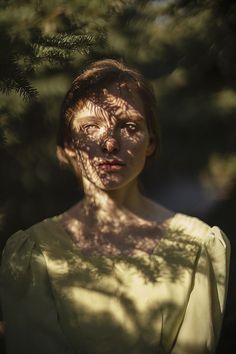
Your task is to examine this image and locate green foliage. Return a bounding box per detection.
[0,1,104,100]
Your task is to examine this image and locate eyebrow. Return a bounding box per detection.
[122,115,145,121]
[74,116,103,123]
[77,115,145,122]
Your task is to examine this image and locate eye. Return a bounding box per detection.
[121,122,138,132]
[82,124,100,134]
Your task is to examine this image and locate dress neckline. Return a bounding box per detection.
[44,212,183,258]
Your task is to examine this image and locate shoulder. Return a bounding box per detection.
[0,218,63,294]
[169,212,230,258]
[1,227,40,293]
[1,218,55,273]
[169,213,211,241]
[2,218,50,254]
[140,198,230,250]
[2,229,33,265]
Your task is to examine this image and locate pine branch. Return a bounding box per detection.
[33,46,71,65]
[0,1,108,100]
[35,32,96,51]
[0,47,38,100]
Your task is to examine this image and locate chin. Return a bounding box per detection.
[95,180,126,191]
[95,173,139,191]
[99,183,127,191]
[83,165,143,191]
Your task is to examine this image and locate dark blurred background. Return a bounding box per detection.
[0,0,235,352]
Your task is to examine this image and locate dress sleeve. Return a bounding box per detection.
[171,226,230,354]
[0,229,72,354]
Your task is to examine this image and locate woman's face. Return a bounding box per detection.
[67,82,155,190]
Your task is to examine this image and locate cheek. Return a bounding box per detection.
[122,132,149,157]
[74,134,100,160]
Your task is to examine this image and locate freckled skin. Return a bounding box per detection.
[60,83,174,256]
[70,84,152,191]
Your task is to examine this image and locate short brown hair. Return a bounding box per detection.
[57,58,160,167]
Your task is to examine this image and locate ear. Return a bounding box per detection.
[146,136,156,157]
[57,144,83,178]
[64,145,77,158]
[56,145,77,166]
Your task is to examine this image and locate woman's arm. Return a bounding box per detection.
[1,228,73,354]
[171,226,230,354]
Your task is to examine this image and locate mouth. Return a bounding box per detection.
[97,159,126,172]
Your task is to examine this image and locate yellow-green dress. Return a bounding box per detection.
[0,213,230,354]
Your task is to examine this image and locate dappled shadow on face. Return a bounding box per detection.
[68,81,150,190]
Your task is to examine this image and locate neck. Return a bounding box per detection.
[80,178,145,222]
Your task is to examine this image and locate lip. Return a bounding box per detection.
[97,159,126,172]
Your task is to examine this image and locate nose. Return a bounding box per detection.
[101,137,120,154]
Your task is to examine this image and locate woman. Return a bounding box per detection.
[0,59,230,354]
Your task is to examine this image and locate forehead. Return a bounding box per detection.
[73,82,145,124]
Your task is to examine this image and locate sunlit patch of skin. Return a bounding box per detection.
[58,210,171,257]
[58,201,174,256]
[59,81,175,256]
